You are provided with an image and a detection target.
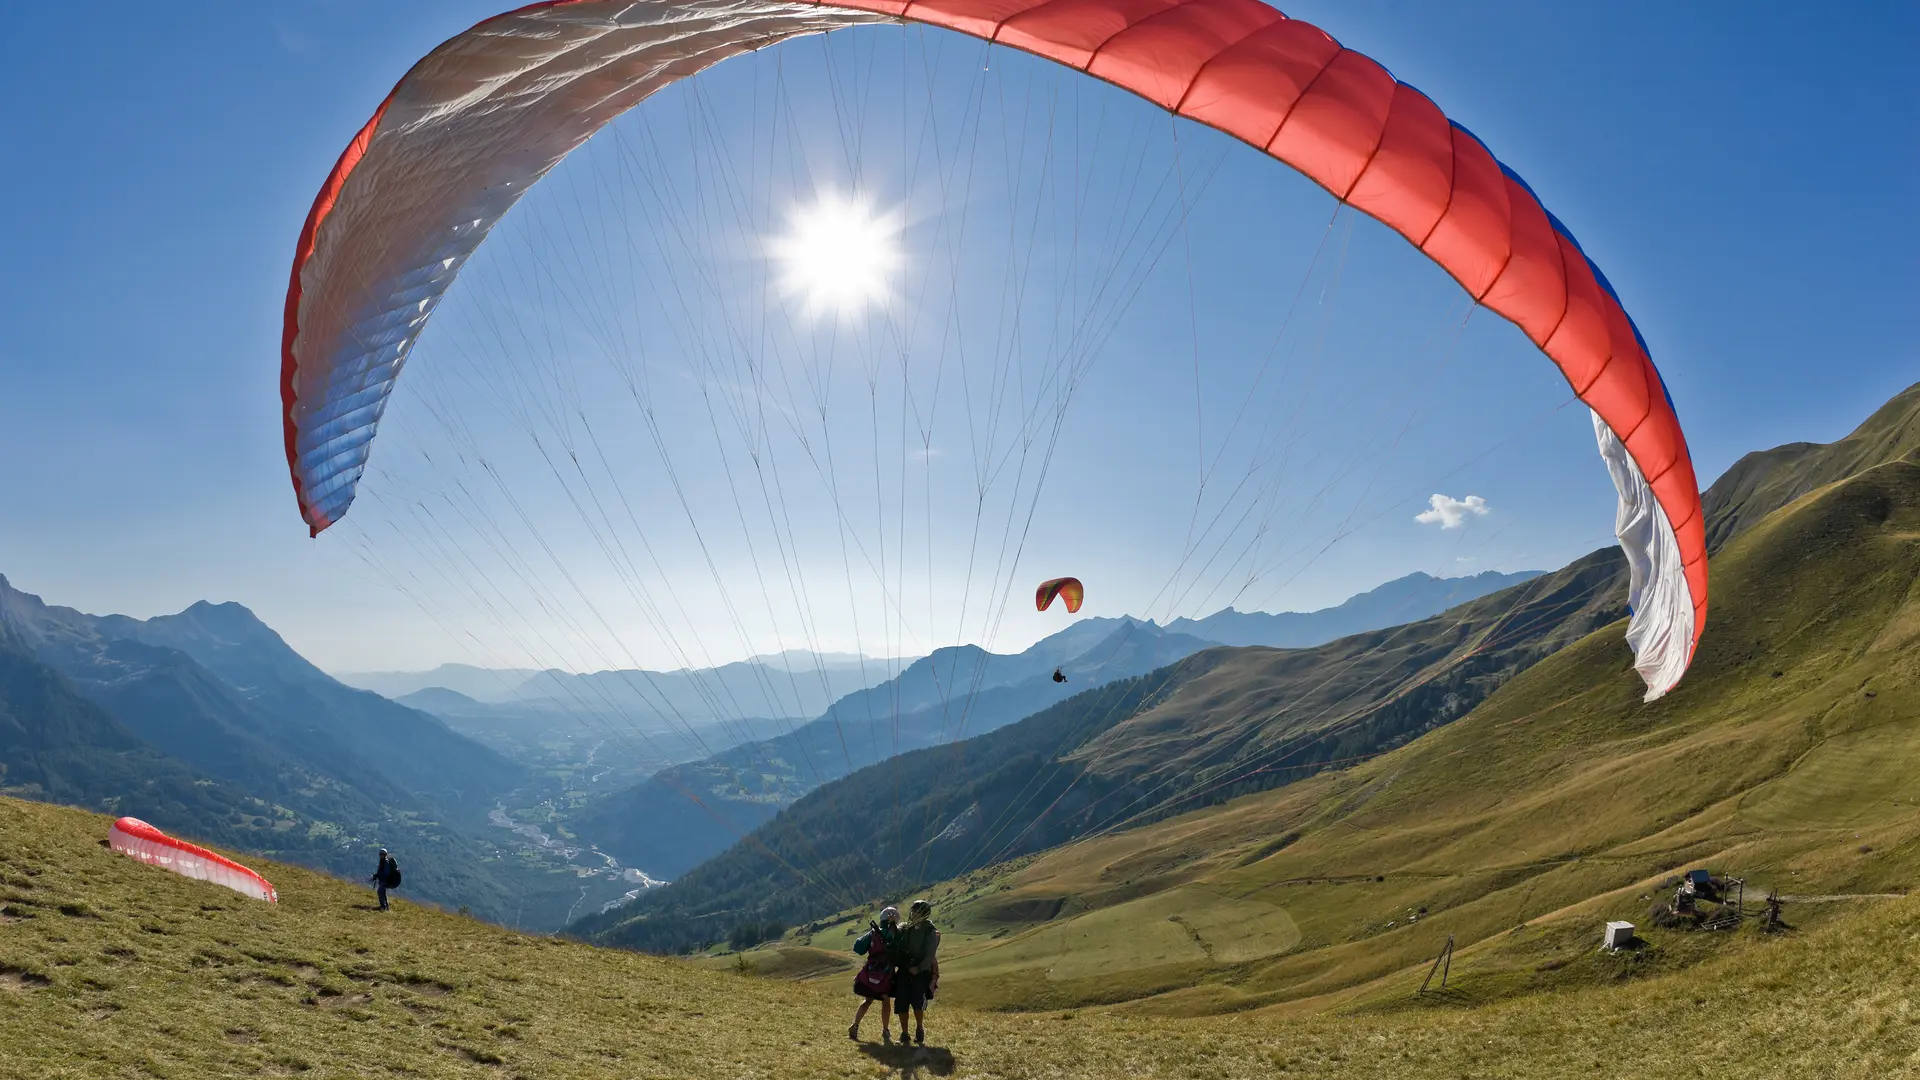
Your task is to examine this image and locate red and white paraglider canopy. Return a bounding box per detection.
[108,817,279,903]
[283,0,1705,700]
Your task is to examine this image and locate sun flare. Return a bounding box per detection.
[768,193,901,319]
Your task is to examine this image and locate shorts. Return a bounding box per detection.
[893,971,930,1011]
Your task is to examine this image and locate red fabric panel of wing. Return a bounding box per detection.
[896,0,1050,39]
[1421,129,1511,296]
[1546,235,1619,397]
[1175,17,1339,146]
[997,0,1182,69]
[1479,180,1568,343]
[1345,83,1453,243]
[1087,0,1282,108]
[1265,48,1395,199]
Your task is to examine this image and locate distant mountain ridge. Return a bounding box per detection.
[0,583,522,820]
[568,618,1215,878]
[1166,570,1543,647]
[557,571,1544,880]
[573,556,1622,952]
[331,663,539,703]
[366,573,1537,705]
[0,620,274,851]
[340,650,914,724]
[0,575,536,919]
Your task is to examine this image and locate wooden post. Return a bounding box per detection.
[1418,934,1455,995]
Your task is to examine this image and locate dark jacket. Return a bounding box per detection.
[896,920,938,974]
[371,855,395,886]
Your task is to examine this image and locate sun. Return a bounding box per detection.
[768,193,901,319]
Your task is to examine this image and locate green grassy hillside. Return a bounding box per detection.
[1703,381,1920,548]
[579,548,1629,954]
[871,455,1920,1014]
[5,793,1920,1078]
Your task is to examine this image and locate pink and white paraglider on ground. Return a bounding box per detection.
[107,817,278,903]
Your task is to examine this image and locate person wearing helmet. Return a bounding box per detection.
[849,905,901,1042]
[892,899,940,1046]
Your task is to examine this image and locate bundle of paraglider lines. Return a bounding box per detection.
[255,0,1710,913]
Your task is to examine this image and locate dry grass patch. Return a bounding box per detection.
[4,795,1920,1077]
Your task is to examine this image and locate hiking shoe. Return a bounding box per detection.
[848,1025,859,1042]
[881,1030,891,1045]
[915,1030,925,1046]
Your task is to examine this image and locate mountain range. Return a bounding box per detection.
[574,381,1920,1003]
[896,380,1920,1013]
[340,649,912,722]
[0,578,563,920]
[540,569,1540,881]
[1163,569,1541,646]
[2,388,1917,1070]
[571,556,1623,950]
[0,558,1545,931]
[341,650,923,786]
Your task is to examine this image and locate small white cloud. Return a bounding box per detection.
[1415,494,1489,529]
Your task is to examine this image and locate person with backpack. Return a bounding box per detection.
[848,905,900,1042]
[892,899,940,1046]
[370,848,400,911]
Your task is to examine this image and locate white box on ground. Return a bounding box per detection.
[1602,921,1636,949]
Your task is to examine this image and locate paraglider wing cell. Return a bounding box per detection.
[283,0,1704,700]
[1035,577,1084,614]
[108,817,279,903]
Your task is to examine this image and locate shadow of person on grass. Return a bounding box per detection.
[856,1042,956,1077]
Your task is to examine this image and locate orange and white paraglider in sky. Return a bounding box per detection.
[1036,577,1084,615]
[108,817,278,902]
[282,0,1706,701]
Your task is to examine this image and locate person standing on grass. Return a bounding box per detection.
[849,906,901,1042]
[893,899,940,1046]
[370,848,398,911]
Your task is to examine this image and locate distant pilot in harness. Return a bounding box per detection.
[1052,668,1067,683]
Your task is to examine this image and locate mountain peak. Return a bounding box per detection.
[174,599,278,642]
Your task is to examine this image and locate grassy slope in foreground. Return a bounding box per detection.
[880,456,1920,1014]
[4,794,1920,1078]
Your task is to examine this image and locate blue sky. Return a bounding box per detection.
[0,2,1912,673]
